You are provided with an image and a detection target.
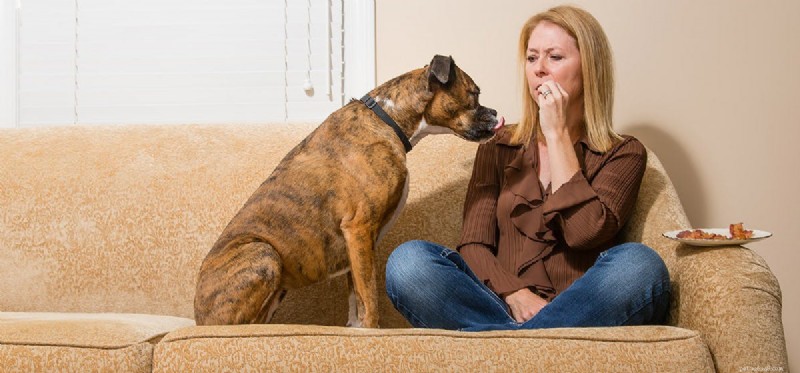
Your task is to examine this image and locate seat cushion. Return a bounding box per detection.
[154,324,714,372]
[0,312,195,372]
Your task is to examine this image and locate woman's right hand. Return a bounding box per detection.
[503,287,549,323]
[535,80,571,141]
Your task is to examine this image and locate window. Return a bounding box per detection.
[0,0,374,127]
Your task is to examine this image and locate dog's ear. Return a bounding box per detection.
[427,55,455,88]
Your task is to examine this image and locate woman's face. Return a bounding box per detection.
[525,21,583,109]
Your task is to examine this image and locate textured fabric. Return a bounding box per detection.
[672,245,788,372]
[154,324,714,372]
[458,131,646,298]
[0,124,787,372]
[0,312,194,347]
[1,344,153,373]
[0,312,194,372]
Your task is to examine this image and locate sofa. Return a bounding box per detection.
[0,123,787,372]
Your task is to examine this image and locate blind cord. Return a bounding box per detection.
[303,0,313,95]
[283,0,289,121]
[73,0,79,125]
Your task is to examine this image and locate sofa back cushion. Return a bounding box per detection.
[0,125,312,318]
[0,124,478,327]
[0,124,687,328]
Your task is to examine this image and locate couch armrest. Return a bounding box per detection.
[672,244,788,372]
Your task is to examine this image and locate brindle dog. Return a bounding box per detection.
[194,55,503,327]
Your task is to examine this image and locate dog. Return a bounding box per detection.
[194,55,504,327]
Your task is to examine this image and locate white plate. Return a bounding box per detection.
[662,228,772,247]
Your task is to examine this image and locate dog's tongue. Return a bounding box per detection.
[493,116,506,132]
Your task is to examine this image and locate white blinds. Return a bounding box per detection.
[17,0,346,126]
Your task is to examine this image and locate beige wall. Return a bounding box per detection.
[377,0,798,369]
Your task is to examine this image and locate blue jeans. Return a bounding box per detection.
[385,240,671,331]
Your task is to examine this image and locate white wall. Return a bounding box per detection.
[0,0,17,128]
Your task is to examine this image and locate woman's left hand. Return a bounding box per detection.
[503,287,549,323]
[536,80,570,140]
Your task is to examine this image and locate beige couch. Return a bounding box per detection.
[0,124,787,372]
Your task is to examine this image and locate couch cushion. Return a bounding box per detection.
[0,124,317,319]
[0,312,194,372]
[153,324,714,372]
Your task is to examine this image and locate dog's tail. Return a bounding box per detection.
[194,241,284,325]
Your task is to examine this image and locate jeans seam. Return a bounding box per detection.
[386,284,432,328]
[480,287,515,322]
[441,249,515,322]
[438,247,453,258]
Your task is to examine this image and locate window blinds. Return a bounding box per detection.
[17,0,345,126]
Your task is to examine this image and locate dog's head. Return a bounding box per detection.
[419,55,503,142]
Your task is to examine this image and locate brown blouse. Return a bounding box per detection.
[457,129,647,300]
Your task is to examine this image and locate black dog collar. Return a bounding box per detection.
[360,95,413,153]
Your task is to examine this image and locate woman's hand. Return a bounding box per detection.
[535,79,581,192]
[503,288,549,323]
[535,80,571,140]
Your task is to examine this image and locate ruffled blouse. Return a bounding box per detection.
[457,129,647,300]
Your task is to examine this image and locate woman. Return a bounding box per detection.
[385,5,670,331]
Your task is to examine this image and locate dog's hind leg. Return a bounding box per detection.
[194,241,283,325]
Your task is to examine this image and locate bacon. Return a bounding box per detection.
[729,222,753,240]
[676,223,753,240]
[676,229,728,240]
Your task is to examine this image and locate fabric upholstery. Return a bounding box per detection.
[0,125,317,318]
[153,324,714,372]
[0,123,787,372]
[1,344,152,373]
[0,312,194,372]
[672,245,787,372]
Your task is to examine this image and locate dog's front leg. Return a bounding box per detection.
[341,222,379,328]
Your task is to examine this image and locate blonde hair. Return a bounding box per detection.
[511,5,622,152]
